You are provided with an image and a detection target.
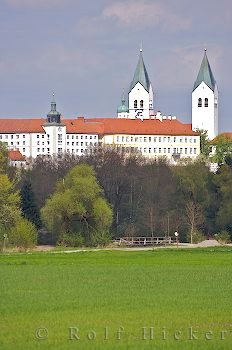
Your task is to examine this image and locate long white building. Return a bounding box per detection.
[0,49,219,163]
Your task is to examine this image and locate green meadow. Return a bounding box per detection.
[1,248,232,350]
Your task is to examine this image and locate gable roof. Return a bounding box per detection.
[0,119,45,133]
[89,118,199,136]
[193,50,216,91]
[8,150,26,161]
[0,117,199,136]
[130,51,150,92]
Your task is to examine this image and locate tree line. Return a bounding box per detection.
[1,141,232,249]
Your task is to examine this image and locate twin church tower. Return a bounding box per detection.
[117,49,218,140]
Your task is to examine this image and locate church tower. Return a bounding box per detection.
[192,49,218,140]
[117,49,154,119]
[128,49,153,119]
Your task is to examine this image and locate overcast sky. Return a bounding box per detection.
[0,0,231,131]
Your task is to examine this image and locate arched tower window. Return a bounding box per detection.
[140,100,144,109]
[198,98,202,107]
[134,100,138,109]
[205,98,208,107]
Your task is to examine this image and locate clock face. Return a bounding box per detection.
[58,127,62,132]
[135,109,143,119]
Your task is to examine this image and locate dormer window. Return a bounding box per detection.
[140,100,144,109]
[134,100,138,109]
[205,98,208,107]
[198,98,202,107]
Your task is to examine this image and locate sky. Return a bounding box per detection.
[0,0,231,131]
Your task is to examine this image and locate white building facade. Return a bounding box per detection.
[2,49,220,163]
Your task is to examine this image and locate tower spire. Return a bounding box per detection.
[46,93,61,124]
[193,49,216,91]
[130,49,150,92]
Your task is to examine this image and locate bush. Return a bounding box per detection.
[187,230,206,244]
[59,232,84,247]
[215,230,231,244]
[9,219,37,250]
[91,231,111,247]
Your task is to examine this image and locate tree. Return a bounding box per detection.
[0,173,38,249]
[0,142,9,174]
[211,134,232,164]
[41,164,113,245]
[173,161,212,240]
[0,174,21,231]
[20,179,42,228]
[197,129,210,159]
[214,164,232,234]
[9,219,37,250]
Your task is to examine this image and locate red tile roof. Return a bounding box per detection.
[8,150,26,161]
[0,119,45,133]
[0,117,199,136]
[210,132,232,144]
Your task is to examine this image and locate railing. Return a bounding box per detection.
[113,236,174,246]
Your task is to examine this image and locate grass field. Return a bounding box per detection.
[1,248,232,350]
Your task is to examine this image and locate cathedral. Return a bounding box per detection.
[1,49,218,166]
[117,48,218,141]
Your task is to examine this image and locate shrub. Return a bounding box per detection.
[9,219,37,250]
[187,230,206,244]
[215,230,231,244]
[91,231,111,247]
[59,232,84,247]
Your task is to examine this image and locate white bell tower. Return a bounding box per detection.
[192,49,218,140]
[128,49,154,119]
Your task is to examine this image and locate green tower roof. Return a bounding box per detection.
[130,50,150,92]
[193,50,216,91]
[117,91,129,113]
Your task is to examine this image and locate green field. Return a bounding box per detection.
[1,248,232,350]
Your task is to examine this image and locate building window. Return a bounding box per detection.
[194,148,197,154]
[154,137,157,142]
[164,148,166,153]
[149,148,151,153]
[37,135,39,138]
[5,135,8,139]
[117,136,120,142]
[190,148,192,154]
[173,137,176,142]
[58,134,62,141]
[134,100,138,109]
[140,100,144,109]
[11,135,13,139]
[23,135,25,138]
[42,135,44,138]
[144,137,147,142]
[198,98,202,107]
[16,135,19,139]
[185,148,187,154]
[67,135,69,139]
[37,148,40,152]
[168,148,170,153]
[159,148,162,153]
[149,137,151,142]
[23,148,25,152]
[205,98,208,107]
[154,148,157,153]
[131,136,133,142]
[159,137,161,142]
